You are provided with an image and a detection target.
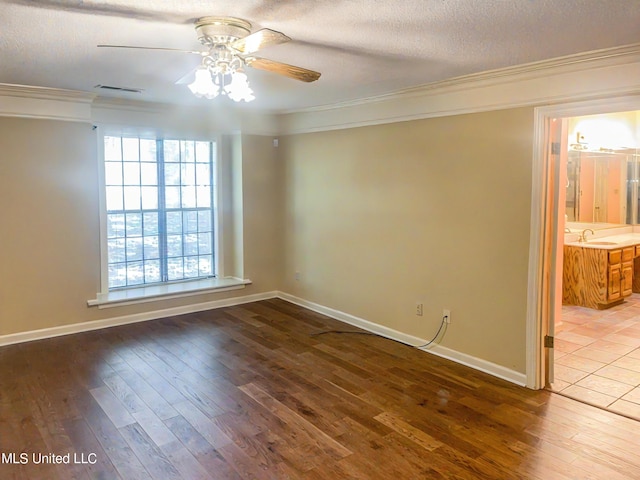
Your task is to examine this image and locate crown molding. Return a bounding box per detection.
[3,42,640,133]
[0,85,278,135]
[278,43,640,134]
[92,96,170,112]
[285,43,640,115]
[0,83,96,122]
[92,96,279,136]
[0,83,96,102]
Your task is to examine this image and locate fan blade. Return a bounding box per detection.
[98,45,205,55]
[245,57,321,82]
[175,66,199,85]
[230,29,290,54]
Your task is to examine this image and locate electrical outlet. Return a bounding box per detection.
[416,303,423,316]
[443,309,451,324]
[295,272,301,281]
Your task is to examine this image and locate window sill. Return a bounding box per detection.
[87,277,252,309]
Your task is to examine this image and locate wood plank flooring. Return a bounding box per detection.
[2,298,640,479]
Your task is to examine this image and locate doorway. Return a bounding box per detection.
[531,101,640,418]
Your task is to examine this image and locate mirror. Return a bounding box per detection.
[565,148,637,224]
[564,111,640,226]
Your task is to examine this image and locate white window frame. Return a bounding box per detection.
[88,126,249,308]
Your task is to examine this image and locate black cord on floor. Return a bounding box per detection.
[310,330,377,337]
[310,314,448,349]
[414,314,448,348]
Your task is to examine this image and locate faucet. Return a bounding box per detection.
[579,228,594,242]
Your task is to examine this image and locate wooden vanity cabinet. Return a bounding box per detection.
[608,247,634,302]
[563,245,634,309]
[621,247,634,297]
[633,247,640,293]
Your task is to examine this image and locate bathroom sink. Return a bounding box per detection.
[587,241,618,245]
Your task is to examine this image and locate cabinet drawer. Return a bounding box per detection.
[623,247,635,263]
[635,245,640,258]
[609,249,622,265]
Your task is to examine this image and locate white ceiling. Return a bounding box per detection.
[1,0,640,112]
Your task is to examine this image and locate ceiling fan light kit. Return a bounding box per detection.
[99,16,321,103]
[188,67,255,102]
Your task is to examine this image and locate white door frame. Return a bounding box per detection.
[526,94,640,389]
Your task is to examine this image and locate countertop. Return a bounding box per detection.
[565,233,640,250]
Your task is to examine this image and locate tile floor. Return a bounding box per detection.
[550,293,640,419]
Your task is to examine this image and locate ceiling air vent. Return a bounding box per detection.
[94,84,143,94]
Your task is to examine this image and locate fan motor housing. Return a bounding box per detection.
[195,16,252,45]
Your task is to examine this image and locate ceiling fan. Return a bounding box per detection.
[98,16,321,102]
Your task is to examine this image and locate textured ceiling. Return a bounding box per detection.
[1,0,640,112]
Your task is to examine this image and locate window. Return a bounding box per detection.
[103,135,216,289]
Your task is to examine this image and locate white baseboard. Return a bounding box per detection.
[276,291,527,387]
[0,289,527,386]
[0,291,278,347]
[417,344,527,386]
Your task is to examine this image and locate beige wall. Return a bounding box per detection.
[0,117,282,335]
[0,118,101,333]
[241,134,284,288]
[280,108,534,372]
[0,109,533,374]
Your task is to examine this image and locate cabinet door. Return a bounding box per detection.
[608,264,622,301]
[623,247,635,263]
[622,261,634,297]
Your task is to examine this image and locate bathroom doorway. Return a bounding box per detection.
[544,106,640,418]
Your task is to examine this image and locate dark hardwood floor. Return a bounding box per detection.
[1,298,640,479]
